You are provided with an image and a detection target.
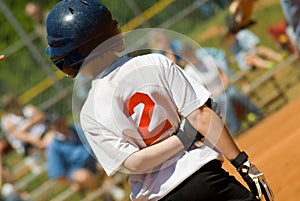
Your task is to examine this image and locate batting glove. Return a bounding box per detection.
[231,151,274,201]
[175,118,203,150]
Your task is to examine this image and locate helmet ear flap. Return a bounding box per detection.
[62,62,83,78]
[62,51,84,77]
[51,49,84,78]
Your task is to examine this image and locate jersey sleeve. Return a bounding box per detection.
[161,55,211,117]
[80,54,211,176]
[85,123,139,176]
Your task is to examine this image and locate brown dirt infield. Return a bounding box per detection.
[223,96,300,201]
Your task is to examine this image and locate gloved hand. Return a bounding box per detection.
[175,118,203,150]
[231,151,274,201]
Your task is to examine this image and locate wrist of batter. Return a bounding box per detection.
[230,151,249,169]
[175,119,200,150]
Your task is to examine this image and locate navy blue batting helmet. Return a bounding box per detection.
[45,0,120,77]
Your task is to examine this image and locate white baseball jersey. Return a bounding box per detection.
[80,53,223,201]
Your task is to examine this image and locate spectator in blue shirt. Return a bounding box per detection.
[45,114,101,191]
[224,29,283,70]
[181,46,263,135]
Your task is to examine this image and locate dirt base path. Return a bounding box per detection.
[223,96,300,201]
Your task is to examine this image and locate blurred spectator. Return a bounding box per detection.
[45,114,101,191]
[148,30,186,67]
[225,0,300,52]
[224,29,284,70]
[286,23,298,50]
[280,0,300,51]
[0,55,4,61]
[225,0,257,33]
[25,2,47,44]
[25,2,44,24]
[149,31,264,135]
[268,21,297,54]
[181,46,263,135]
[198,47,235,76]
[1,93,53,156]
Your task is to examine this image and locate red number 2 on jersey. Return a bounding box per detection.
[126,92,172,146]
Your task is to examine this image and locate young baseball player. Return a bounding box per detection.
[45,0,274,200]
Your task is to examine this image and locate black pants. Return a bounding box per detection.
[159,160,259,201]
